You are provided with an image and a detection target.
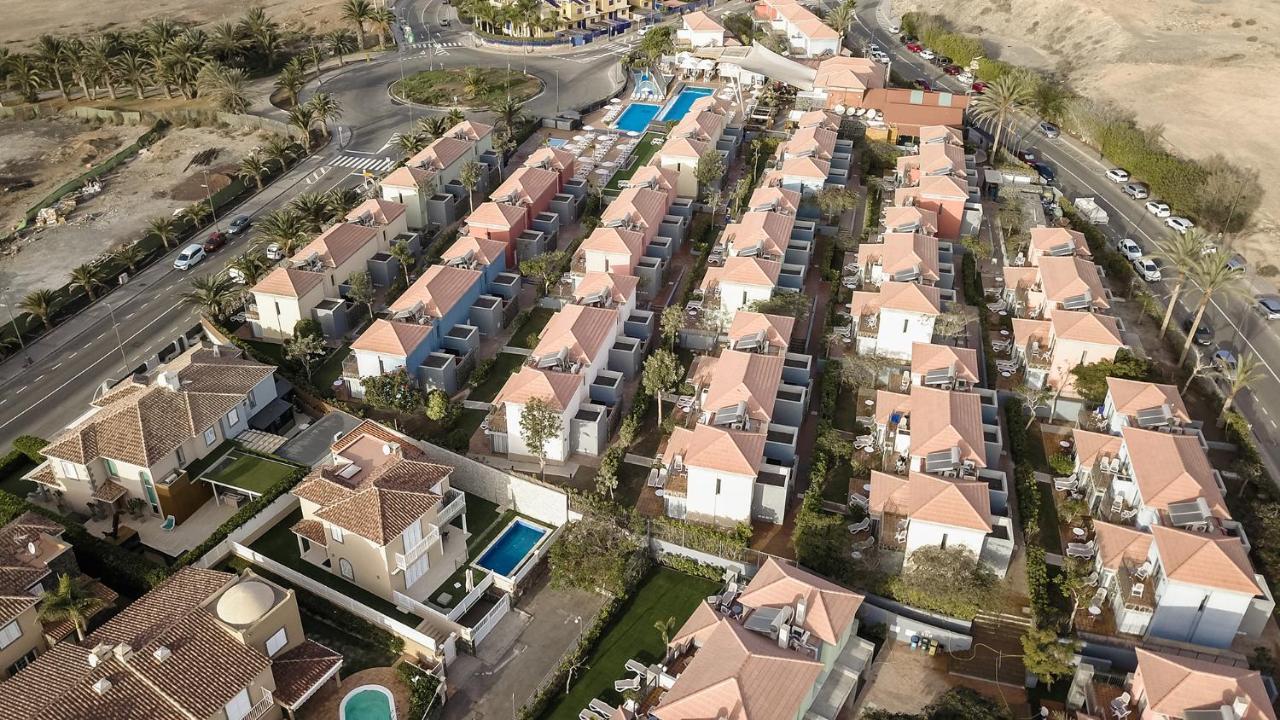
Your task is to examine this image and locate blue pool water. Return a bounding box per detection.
[615,102,662,133]
[476,520,547,576]
[659,86,715,122]
[548,138,568,148]
[341,687,393,720]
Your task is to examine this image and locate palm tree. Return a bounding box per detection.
[229,252,269,286]
[257,208,307,253]
[147,216,181,249]
[163,36,205,99]
[371,7,396,50]
[241,6,282,67]
[654,616,677,647]
[323,187,362,217]
[290,193,332,233]
[1155,229,1210,339]
[180,203,210,229]
[325,29,356,66]
[394,129,428,157]
[39,575,107,643]
[970,72,1034,163]
[459,160,483,213]
[415,115,449,141]
[196,62,249,113]
[390,241,416,284]
[306,45,327,79]
[34,35,70,100]
[491,96,523,133]
[19,289,57,331]
[207,21,247,65]
[463,67,489,100]
[113,243,146,273]
[83,36,118,100]
[825,3,856,50]
[1178,258,1249,365]
[342,0,375,55]
[274,57,306,107]
[305,92,343,138]
[287,104,318,152]
[6,56,45,103]
[263,135,298,171]
[69,264,103,301]
[238,153,271,191]
[112,52,153,100]
[1220,352,1263,417]
[182,274,241,319]
[446,107,465,125]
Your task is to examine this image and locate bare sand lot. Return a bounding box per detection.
[0,124,270,299]
[0,0,348,49]
[896,0,1280,267]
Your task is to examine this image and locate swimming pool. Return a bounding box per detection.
[475,519,548,577]
[659,86,715,122]
[548,138,568,148]
[340,685,396,720]
[615,102,662,133]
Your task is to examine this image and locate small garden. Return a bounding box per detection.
[603,132,664,193]
[198,450,297,496]
[468,352,527,402]
[510,307,557,350]
[394,68,542,109]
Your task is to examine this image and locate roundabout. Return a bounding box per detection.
[390,67,545,110]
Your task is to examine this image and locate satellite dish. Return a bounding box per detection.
[27,542,37,555]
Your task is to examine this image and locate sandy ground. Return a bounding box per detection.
[0,0,349,49]
[0,124,270,298]
[895,0,1280,266]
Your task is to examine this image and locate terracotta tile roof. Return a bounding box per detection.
[881,205,939,235]
[411,136,473,171]
[919,125,963,145]
[467,201,527,230]
[442,235,508,267]
[1051,310,1123,346]
[793,16,838,39]
[860,88,969,137]
[1106,378,1189,423]
[0,512,66,621]
[531,304,619,366]
[1135,648,1276,720]
[1037,256,1108,307]
[1120,427,1227,518]
[910,343,979,384]
[525,146,576,173]
[271,640,344,709]
[290,518,327,546]
[603,186,670,234]
[92,479,129,502]
[25,461,62,490]
[848,281,942,317]
[781,126,837,160]
[659,136,710,162]
[778,155,831,179]
[345,198,406,226]
[700,257,782,291]
[351,319,432,356]
[907,386,986,467]
[1151,525,1260,595]
[1091,521,1153,572]
[573,272,638,306]
[626,166,680,194]
[297,222,381,269]
[491,166,560,207]
[42,581,117,643]
[175,347,276,394]
[654,618,823,720]
[748,186,802,214]
[390,264,483,316]
[725,211,795,257]
[381,165,434,188]
[1071,428,1123,470]
[794,109,841,131]
[1011,317,1051,350]
[1029,226,1090,261]
[736,558,863,645]
[448,119,494,141]
[914,173,970,199]
[682,10,725,32]
[1002,265,1040,291]
[581,226,646,258]
[868,470,910,515]
[907,471,991,532]
[671,601,721,647]
[252,266,326,298]
[814,56,882,93]
[701,350,785,424]
[663,425,766,477]
[494,366,584,411]
[727,311,794,351]
[859,233,940,281]
[874,389,911,425]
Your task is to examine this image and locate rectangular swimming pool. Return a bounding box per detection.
[475,519,548,577]
[615,102,661,133]
[659,86,715,122]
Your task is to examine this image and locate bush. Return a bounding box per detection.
[397,662,443,719]
[12,435,48,462]
[655,552,724,581]
[1048,452,1075,476]
[468,358,495,388]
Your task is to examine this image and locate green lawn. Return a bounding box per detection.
[832,385,860,433]
[469,352,527,402]
[245,340,287,365]
[604,132,664,192]
[1036,481,1063,554]
[249,508,422,625]
[464,495,501,540]
[312,346,352,391]
[511,307,556,349]
[545,568,720,720]
[468,509,517,556]
[202,451,297,496]
[394,67,541,108]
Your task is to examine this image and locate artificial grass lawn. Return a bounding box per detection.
[203,452,297,495]
[545,568,720,720]
[1036,481,1064,554]
[312,346,352,391]
[464,495,501,542]
[395,68,541,108]
[604,132,664,192]
[249,508,422,625]
[469,352,527,402]
[511,307,557,349]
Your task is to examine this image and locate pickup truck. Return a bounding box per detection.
[1073,197,1109,225]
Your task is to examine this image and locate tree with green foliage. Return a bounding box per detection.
[655,615,677,647]
[1220,352,1263,418]
[518,250,568,294]
[390,241,416,285]
[68,264,102,301]
[519,397,561,480]
[748,292,808,319]
[660,305,683,350]
[694,148,725,200]
[824,2,856,50]
[1178,257,1248,365]
[181,274,241,320]
[642,349,682,428]
[1068,350,1152,405]
[547,516,642,595]
[147,216,182,250]
[360,368,424,411]
[970,72,1034,162]
[888,545,999,620]
[1021,624,1077,684]
[814,185,859,221]
[459,160,484,214]
[346,270,376,320]
[425,389,451,422]
[285,331,326,381]
[1056,557,1094,631]
[638,25,675,66]
[39,574,108,642]
[1155,229,1212,338]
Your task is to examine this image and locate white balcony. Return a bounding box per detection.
[437,490,466,525]
[246,689,275,720]
[395,524,441,572]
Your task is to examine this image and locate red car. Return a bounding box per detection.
[944,64,963,76]
[970,81,988,94]
[905,42,923,53]
[202,231,227,253]
[912,78,932,91]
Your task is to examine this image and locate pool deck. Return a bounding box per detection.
[298,667,409,720]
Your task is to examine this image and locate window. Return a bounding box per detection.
[0,621,21,649]
[247,392,257,409]
[204,427,217,447]
[225,408,240,427]
[57,460,78,479]
[273,301,280,316]
[330,525,344,543]
[715,478,721,495]
[265,627,288,657]
[104,459,119,476]
[224,689,253,720]
[29,581,43,597]
[903,319,909,333]
[940,534,948,550]
[402,520,423,551]
[176,446,186,466]
[338,558,354,580]
[405,554,430,587]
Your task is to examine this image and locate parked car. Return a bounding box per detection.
[227,266,248,284]
[1133,257,1161,282]
[900,34,918,44]
[866,42,881,53]
[202,231,227,253]
[1039,121,1059,138]
[931,55,952,67]
[905,41,923,52]
[1105,168,1130,183]
[174,244,206,270]
[1213,348,1237,372]
[265,242,285,261]
[871,51,890,64]
[1225,253,1247,273]
[1165,216,1194,234]
[1123,183,1149,200]
[1144,200,1171,218]
[1033,163,1056,184]
[1116,237,1143,261]
[1257,295,1280,320]
[958,71,975,84]
[970,81,987,94]
[919,48,935,60]
[1016,149,1037,165]
[912,78,932,91]
[228,215,252,234]
[1183,318,1214,345]
[944,64,963,76]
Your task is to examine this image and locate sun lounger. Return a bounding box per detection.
[1066,540,1097,559]
[848,518,871,534]
[614,677,641,693]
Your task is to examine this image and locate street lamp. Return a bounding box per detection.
[0,289,25,351]
[104,302,130,376]
[201,168,222,233]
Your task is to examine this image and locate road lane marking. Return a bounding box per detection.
[51,362,61,369]
[15,386,26,395]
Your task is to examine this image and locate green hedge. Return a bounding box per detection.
[655,552,724,581]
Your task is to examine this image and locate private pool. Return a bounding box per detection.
[615,102,662,133]
[548,138,568,148]
[340,685,396,720]
[659,86,715,122]
[475,518,548,577]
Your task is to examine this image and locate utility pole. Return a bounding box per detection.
[201,168,221,232]
[105,303,130,376]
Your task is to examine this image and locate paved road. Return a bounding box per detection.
[850,0,1280,467]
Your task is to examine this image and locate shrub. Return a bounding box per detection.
[12,435,48,462]
[397,662,443,719]
[468,358,494,388]
[1048,452,1075,476]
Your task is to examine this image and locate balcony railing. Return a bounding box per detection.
[437,490,466,526]
[245,689,275,720]
[395,524,441,572]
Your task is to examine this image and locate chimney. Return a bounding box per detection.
[1233,696,1250,719]
[112,644,133,662]
[777,623,790,649]
[795,598,807,626]
[92,678,113,695]
[153,646,171,664]
[87,644,112,668]
[156,371,181,392]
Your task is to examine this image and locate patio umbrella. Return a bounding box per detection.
[610,98,622,103]
[601,160,617,167]
[627,131,640,137]
[584,125,595,131]
[574,134,587,141]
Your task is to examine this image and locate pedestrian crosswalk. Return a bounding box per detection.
[410,40,464,49]
[329,155,398,174]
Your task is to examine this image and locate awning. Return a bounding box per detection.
[92,479,128,503]
[250,397,293,431]
[663,0,686,7]
[272,641,345,711]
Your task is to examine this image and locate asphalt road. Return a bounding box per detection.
[849,0,1280,466]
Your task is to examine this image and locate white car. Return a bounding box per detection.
[919,49,935,60]
[1144,201,1171,218]
[1133,257,1161,282]
[871,51,890,64]
[957,71,975,84]
[1116,237,1142,261]
[265,243,285,261]
[1105,168,1130,183]
[174,244,206,270]
[1166,216,1194,234]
